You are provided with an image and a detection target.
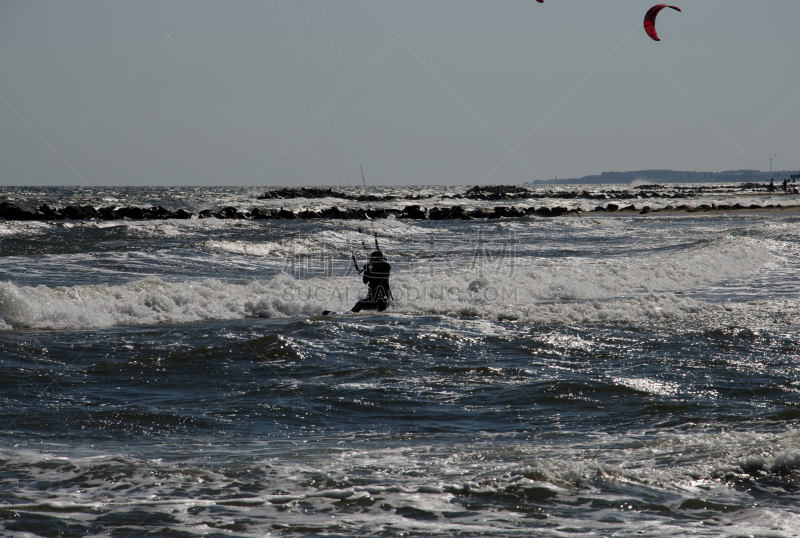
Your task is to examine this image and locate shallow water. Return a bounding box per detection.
[1,186,799,537]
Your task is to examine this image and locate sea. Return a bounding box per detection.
[1,185,799,537]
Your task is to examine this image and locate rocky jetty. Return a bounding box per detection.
[0,201,191,221]
[1,182,795,223]
[464,184,532,200]
[0,200,585,222]
[256,186,404,203]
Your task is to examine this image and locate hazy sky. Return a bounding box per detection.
[1,1,798,187]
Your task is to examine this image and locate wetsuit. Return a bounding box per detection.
[351,258,391,313]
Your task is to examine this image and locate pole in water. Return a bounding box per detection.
[361,166,367,193]
[360,166,380,251]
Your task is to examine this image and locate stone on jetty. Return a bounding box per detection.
[258,187,340,200]
[62,205,97,220]
[276,209,296,219]
[297,209,321,219]
[250,208,277,219]
[40,204,61,219]
[366,208,400,219]
[118,206,146,220]
[491,206,525,218]
[0,202,44,221]
[400,205,427,219]
[464,185,531,200]
[446,206,469,220]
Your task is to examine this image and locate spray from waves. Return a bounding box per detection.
[385,234,777,320]
[2,429,797,536]
[0,233,780,331]
[629,178,655,188]
[0,276,357,331]
[519,234,778,301]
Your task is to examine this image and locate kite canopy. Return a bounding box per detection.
[644,4,681,41]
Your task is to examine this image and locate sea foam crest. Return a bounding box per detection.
[0,234,777,330]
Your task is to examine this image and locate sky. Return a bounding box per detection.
[1,0,798,187]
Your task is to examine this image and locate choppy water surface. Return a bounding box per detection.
[1,186,799,537]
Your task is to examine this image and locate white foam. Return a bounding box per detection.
[2,428,798,537]
[0,227,782,330]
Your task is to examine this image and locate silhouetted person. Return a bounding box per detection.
[768,179,776,193]
[351,251,391,313]
[783,179,788,193]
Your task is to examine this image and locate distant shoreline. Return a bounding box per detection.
[525,169,800,186]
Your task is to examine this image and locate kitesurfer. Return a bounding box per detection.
[351,251,391,313]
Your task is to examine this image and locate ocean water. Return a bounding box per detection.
[1,186,799,537]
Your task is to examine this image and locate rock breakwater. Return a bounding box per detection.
[1,183,795,222]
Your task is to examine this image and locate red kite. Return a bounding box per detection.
[644,4,681,41]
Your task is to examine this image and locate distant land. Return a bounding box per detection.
[525,169,800,185]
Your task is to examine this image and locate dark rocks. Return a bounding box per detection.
[198,206,247,219]
[0,202,45,220]
[493,206,525,218]
[97,206,118,220]
[4,189,782,224]
[367,208,401,219]
[525,206,569,217]
[199,207,244,219]
[313,207,366,220]
[467,208,495,219]
[258,187,397,203]
[221,206,246,219]
[297,209,321,219]
[447,206,471,220]
[114,206,192,220]
[427,205,471,220]
[276,209,297,220]
[117,206,146,220]
[319,207,345,219]
[258,187,340,200]
[464,184,531,200]
[39,204,61,219]
[533,207,553,217]
[429,207,450,220]
[400,205,427,219]
[251,208,277,219]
